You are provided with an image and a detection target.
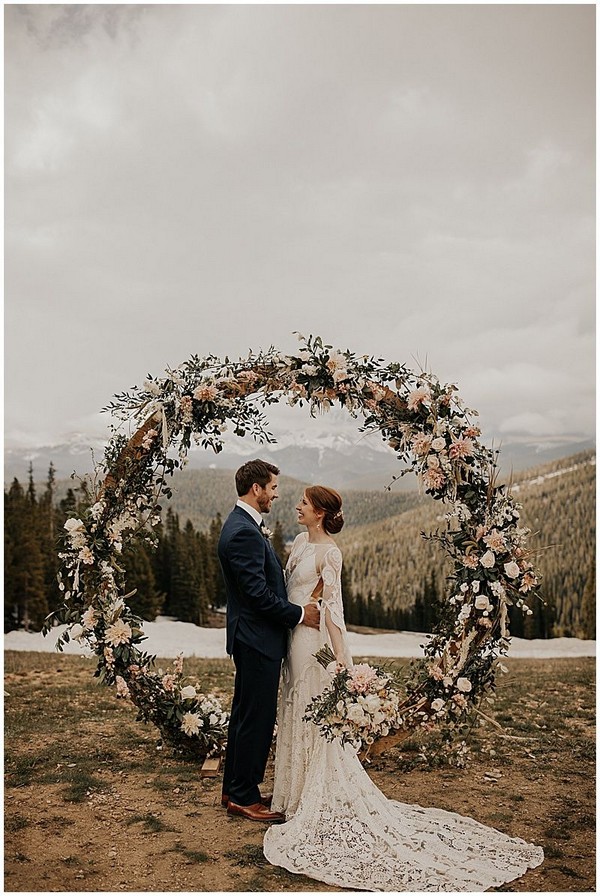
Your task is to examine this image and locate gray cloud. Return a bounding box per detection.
[5,4,595,452]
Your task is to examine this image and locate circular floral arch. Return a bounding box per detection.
[46,335,539,758]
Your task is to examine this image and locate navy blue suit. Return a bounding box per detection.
[218,505,302,805]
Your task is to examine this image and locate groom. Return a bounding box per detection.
[218,459,320,822]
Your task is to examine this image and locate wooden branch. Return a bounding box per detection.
[103,412,161,492]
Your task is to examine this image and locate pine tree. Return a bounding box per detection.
[580,561,595,640]
[340,562,354,624]
[39,464,62,614]
[4,477,48,630]
[271,521,289,568]
[164,509,189,619]
[208,514,226,608]
[122,541,165,621]
[182,520,209,625]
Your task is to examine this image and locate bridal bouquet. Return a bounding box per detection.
[304,646,404,751]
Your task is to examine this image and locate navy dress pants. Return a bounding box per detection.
[223,640,281,806]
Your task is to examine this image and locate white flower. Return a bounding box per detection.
[180,685,197,700]
[181,712,202,736]
[70,624,84,641]
[81,607,97,629]
[363,694,381,714]
[456,677,472,693]
[145,380,163,395]
[78,546,94,565]
[490,581,506,599]
[442,676,453,688]
[208,713,218,726]
[472,580,480,594]
[64,517,87,548]
[431,437,446,452]
[104,619,132,647]
[431,698,445,712]
[504,561,521,578]
[475,595,493,612]
[480,550,496,569]
[89,501,106,520]
[346,703,367,724]
[460,583,469,593]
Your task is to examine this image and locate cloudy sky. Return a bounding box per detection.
[5,3,595,456]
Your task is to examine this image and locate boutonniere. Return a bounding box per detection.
[261,525,273,539]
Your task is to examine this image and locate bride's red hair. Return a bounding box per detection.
[305,485,344,535]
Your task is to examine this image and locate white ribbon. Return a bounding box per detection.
[143,402,170,451]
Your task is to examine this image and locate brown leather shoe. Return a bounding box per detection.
[226,800,285,823]
[221,793,273,809]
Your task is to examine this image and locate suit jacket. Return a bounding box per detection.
[218,505,302,660]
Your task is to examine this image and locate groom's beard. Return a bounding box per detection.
[257,495,274,514]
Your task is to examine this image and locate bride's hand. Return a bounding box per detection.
[326,660,346,674]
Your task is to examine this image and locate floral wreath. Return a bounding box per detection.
[44,334,540,759]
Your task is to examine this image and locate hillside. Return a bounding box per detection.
[337,451,595,638]
[162,469,425,540]
[21,449,595,639]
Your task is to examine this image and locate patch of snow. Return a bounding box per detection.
[4,616,595,659]
[511,456,595,493]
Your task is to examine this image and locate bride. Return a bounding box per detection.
[263,485,544,892]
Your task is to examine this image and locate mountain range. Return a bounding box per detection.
[5,427,595,492]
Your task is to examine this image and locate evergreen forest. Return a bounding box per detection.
[4,451,595,639]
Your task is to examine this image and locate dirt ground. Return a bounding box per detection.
[4,652,595,893]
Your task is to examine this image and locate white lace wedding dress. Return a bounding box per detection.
[263,532,544,892]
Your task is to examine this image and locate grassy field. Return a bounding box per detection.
[4,650,595,892]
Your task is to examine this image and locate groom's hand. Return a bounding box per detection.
[301,602,321,630]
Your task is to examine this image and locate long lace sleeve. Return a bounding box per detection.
[318,546,353,668]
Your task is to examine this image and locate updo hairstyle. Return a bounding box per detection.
[305,485,344,535]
